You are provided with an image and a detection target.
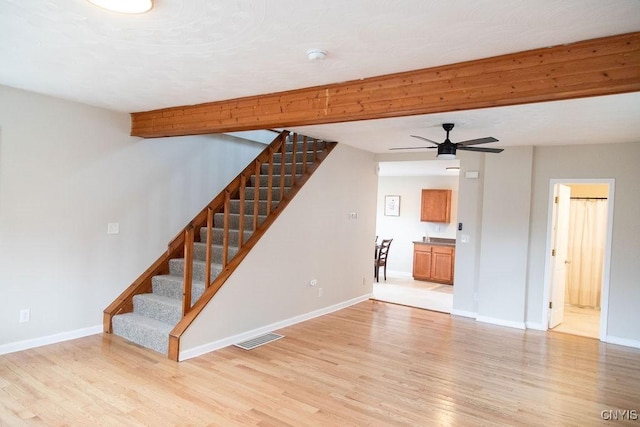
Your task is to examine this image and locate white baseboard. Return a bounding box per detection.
[605,335,640,349]
[0,325,102,356]
[476,315,526,330]
[179,294,372,361]
[526,321,547,331]
[451,309,477,319]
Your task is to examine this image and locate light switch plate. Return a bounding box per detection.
[465,171,479,179]
[461,234,470,243]
[107,223,120,234]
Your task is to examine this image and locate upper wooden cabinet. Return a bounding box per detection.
[421,189,451,223]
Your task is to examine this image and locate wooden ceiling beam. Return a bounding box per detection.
[131,32,640,138]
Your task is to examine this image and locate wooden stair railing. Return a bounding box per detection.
[103,130,337,361]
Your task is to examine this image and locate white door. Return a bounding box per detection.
[549,184,571,328]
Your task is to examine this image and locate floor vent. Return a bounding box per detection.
[234,333,284,350]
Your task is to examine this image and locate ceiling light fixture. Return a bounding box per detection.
[446,166,460,171]
[307,49,327,61]
[436,144,456,160]
[87,0,153,14]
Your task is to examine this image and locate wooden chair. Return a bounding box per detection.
[374,238,392,282]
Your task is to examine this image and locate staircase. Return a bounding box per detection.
[104,131,336,360]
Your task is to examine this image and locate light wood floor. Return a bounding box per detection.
[2,301,640,426]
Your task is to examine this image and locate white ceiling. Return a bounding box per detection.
[1,0,639,155]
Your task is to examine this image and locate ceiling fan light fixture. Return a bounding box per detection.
[437,143,456,160]
[87,0,153,14]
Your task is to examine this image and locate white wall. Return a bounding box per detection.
[376,174,459,275]
[0,85,263,350]
[180,143,378,358]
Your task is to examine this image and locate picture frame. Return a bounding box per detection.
[384,195,400,216]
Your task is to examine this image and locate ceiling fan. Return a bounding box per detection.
[390,123,503,159]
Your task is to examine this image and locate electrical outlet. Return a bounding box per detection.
[310,279,317,287]
[349,212,358,220]
[318,288,323,297]
[107,223,120,235]
[19,309,30,323]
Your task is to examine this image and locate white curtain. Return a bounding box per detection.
[565,199,608,308]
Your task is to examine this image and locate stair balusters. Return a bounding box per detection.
[105,129,337,360]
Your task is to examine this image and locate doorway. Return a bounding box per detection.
[372,159,460,313]
[544,179,614,340]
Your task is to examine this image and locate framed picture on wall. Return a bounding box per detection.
[384,195,400,216]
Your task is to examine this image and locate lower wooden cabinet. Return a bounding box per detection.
[413,243,455,284]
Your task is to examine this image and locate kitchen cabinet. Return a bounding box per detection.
[413,243,455,284]
[421,189,451,223]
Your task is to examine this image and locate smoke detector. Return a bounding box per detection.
[307,49,327,61]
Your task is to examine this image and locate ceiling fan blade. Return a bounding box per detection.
[457,146,503,153]
[456,137,499,146]
[389,146,437,151]
[410,135,440,145]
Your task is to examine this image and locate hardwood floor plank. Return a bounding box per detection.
[2,301,640,425]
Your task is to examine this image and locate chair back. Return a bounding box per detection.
[377,239,392,264]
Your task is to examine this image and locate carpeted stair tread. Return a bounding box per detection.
[212,213,266,230]
[229,199,279,216]
[243,187,290,201]
[261,162,306,175]
[152,274,206,301]
[109,134,333,356]
[192,242,239,263]
[169,258,223,282]
[272,152,318,163]
[112,312,172,355]
[253,174,301,187]
[205,228,253,246]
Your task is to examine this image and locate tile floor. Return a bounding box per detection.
[372,274,453,313]
[373,277,599,340]
[550,304,600,339]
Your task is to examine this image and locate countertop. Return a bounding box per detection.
[413,238,456,247]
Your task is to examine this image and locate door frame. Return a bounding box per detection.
[541,178,615,341]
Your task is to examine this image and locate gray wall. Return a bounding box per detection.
[452,152,485,316]
[454,142,640,345]
[180,144,378,358]
[527,143,640,342]
[0,85,263,350]
[476,146,533,327]
[2,83,638,353]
